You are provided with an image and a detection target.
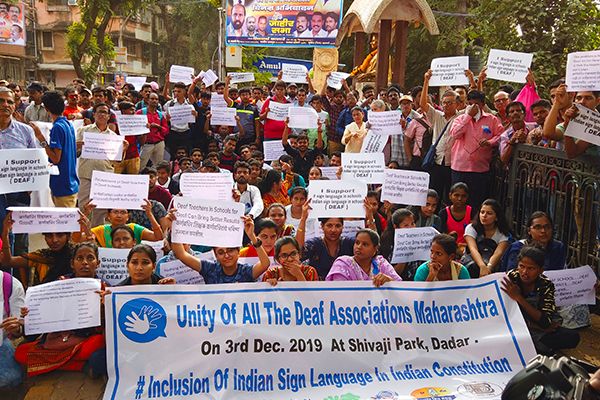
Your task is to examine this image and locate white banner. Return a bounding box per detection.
[392,227,439,264]
[281,63,308,83]
[381,169,430,206]
[341,153,385,184]
[486,49,533,83]
[0,148,50,194]
[267,102,290,121]
[564,104,600,147]
[544,265,597,307]
[168,104,195,126]
[104,277,536,400]
[227,72,255,84]
[90,171,149,210]
[360,132,389,153]
[210,107,237,127]
[326,72,350,90]
[115,114,150,136]
[98,247,130,286]
[308,180,367,218]
[179,173,234,201]
[263,140,286,161]
[7,206,80,234]
[429,56,470,87]
[172,197,245,247]
[367,111,402,135]
[288,106,318,129]
[25,278,101,335]
[125,76,146,91]
[81,131,124,161]
[169,65,195,85]
[566,50,600,92]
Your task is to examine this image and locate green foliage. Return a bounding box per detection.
[232,47,272,86]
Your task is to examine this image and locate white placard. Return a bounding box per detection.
[97,247,129,286]
[172,197,245,247]
[341,153,385,184]
[8,206,80,234]
[169,65,195,85]
[267,101,290,121]
[210,107,237,126]
[168,104,195,125]
[360,131,389,153]
[69,118,85,132]
[391,227,439,263]
[308,180,367,218]
[288,106,318,129]
[486,49,533,83]
[544,266,597,307]
[326,72,350,90]
[0,148,50,194]
[319,166,339,180]
[179,173,234,201]
[159,259,204,285]
[115,114,150,136]
[281,63,308,83]
[81,131,124,161]
[317,219,364,239]
[24,278,101,335]
[237,256,276,267]
[367,110,402,135]
[210,92,229,109]
[564,104,600,146]
[566,50,600,92]
[31,121,52,141]
[202,69,219,87]
[227,72,255,84]
[141,240,165,261]
[429,56,470,87]
[381,169,430,206]
[90,171,149,210]
[263,140,286,161]
[125,76,146,91]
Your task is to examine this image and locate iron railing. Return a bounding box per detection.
[491,144,600,271]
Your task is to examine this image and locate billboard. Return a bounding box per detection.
[225,0,343,48]
[253,56,313,76]
[0,3,25,46]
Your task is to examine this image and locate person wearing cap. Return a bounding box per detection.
[389,94,418,167]
[286,82,298,102]
[24,82,51,123]
[78,87,92,109]
[0,80,8,87]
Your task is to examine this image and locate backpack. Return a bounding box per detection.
[2,271,12,317]
[414,117,433,156]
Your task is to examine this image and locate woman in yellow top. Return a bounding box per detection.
[87,199,163,248]
[341,106,368,152]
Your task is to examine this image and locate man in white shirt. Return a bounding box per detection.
[234,161,263,219]
[300,12,327,38]
[0,270,25,387]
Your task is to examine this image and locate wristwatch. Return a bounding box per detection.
[252,239,263,248]
[39,140,48,148]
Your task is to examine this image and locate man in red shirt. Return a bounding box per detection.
[137,92,168,171]
[115,101,145,174]
[259,80,289,141]
[63,86,82,120]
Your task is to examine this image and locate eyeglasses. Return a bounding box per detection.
[494,98,509,103]
[278,250,299,260]
[531,224,552,231]
[95,110,110,115]
[215,248,238,257]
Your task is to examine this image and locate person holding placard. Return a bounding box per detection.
[88,201,163,248]
[326,229,401,286]
[260,80,289,140]
[341,106,367,153]
[0,266,26,387]
[233,86,261,148]
[263,237,319,284]
[80,87,117,130]
[501,246,580,355]
[163,82,196,157]
[379,208,422,280]
[116,244,175,286]
[562,91,600,159]
[15,242,107,377]
[113,101,145,175]
[172,215,271,284]
[414,234,470,282]
[282,118,324,180]
[259,169,294,211]
[233,161,264,219]
[137,92,168,171]
[239,218,278,258]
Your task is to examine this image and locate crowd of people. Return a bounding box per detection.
[0,61,598,388]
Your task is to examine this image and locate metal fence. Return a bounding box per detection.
[491,144,600,270]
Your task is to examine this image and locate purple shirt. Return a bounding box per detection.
[326,255,402,282]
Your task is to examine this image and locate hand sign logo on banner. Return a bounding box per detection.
[118,298,167,343]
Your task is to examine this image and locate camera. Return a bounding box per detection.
[502,355,600,400]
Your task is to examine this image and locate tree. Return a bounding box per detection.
[67,0,153,85]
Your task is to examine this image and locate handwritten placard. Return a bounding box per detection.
[8,207,80,234]
[267,101,290,121]
[97,247,129,286]
[308,180,367,218]
[319,166,340,180]
[90,171,149,210]
[381,169,430,206]
[159,259,205,285]
[564,104,600,147]
[210,107,237,126]
[341,153,385,184]
[81,131,124,161]
[201,69,219,87]
[288,106,318,129]
[486,49,533,83]
[210,93,229,109]
[392,227,438,263]
[179,173,234,201]
[227,72,255,84]
[281,63,308,84]
[326,72,350,90]
[125,76,146,91]
[168,104,195,125]
[367,110,402,136]
[429,56,470,87]
[263,140,286,161]
[544,266,597,307]
[360,132,389,153]
[169,65,195,85]
[115,114,150,136]
[566,50,600,92]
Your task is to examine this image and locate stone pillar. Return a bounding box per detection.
[391,21,409,88]
[312,48,339,93]
[376,19,392,91]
